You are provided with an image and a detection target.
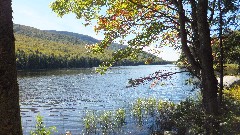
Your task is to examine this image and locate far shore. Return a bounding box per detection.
[217,75,240,88]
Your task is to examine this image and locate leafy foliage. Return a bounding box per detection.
[212,30,240,73]
[30,114,57,135]
[219,85,240,134]
[131,97,207,134]
[129,90,240,134]
[224,85,240,101]
[223,31,240,66]
[49,1,239,133]
[50,0,182,73]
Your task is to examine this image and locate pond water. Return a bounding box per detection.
[18,65,197,134]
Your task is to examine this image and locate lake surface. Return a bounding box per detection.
[18,65,197,134]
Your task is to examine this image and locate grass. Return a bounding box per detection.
[83,109,126,134]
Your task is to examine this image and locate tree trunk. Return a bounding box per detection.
[0,0,22,134]
[197,0,219,134]
[218,0,224,106]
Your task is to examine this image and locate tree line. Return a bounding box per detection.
[212,30,240,70]
[15,34,170,70]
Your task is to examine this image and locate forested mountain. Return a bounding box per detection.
[46,30,99,44]
[47,30,127,51]
[14,24,171,70]
[15,34,109,69]
[14,24,126,51]
[14,24,88,46]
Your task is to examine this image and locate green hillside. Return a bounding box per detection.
[15,34,110,69]
[14,24,126,51]
[14,24,88,46]
[45,30,99,44]
[14,24,171,70]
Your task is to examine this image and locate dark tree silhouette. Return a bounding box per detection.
[0,0,22,134]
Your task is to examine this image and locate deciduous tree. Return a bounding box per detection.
[50,0,239,134]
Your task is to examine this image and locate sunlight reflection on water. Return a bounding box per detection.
[18,65,198,134]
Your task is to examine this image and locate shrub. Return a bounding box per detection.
[83,109,126,134]
[224,85,240,101]
[30,114,57,135]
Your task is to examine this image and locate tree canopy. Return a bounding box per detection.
[50,0,239,133]
[50,0,239,73]
[222,31,240,65]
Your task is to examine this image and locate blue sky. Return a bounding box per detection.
[12,0,180,61]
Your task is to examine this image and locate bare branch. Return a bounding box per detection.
[127,70,190,87]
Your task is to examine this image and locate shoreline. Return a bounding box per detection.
[217,75,240,88]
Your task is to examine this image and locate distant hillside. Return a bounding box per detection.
[13,24,126,51]
[15,34,112,69]
[46,30,99,44]
[14,24,171,70]
[46,30,127,50]
[14,24,87,46]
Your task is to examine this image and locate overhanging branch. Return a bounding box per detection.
[127,70,190,87]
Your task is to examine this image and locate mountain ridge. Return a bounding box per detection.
[13,24,126,51]
[45,30,99,44]
[13,23,171,70]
